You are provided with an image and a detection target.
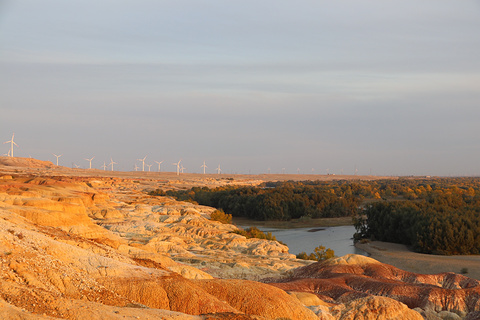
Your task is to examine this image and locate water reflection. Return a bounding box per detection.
[240,225,367,257]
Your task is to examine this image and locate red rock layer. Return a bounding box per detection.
[268,255,480,315]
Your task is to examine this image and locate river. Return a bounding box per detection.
[239,225,367,257]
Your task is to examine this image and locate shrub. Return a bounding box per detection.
[210,209,232,224]
[296,245,335,261]
[233,227,278,242]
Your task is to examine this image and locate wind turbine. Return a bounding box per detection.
[216,164,222,174]
[3,133,18,157]
[52,153,62,166]
[146,164,152,172]
[73,163,80,169]
[137,156,147,172]
[85,156,95,169]
[134,164,139,171]
[201,160,208,174]
[181,165,186,174]
[297,168,300,174]
[101,162,107,171]
[109,158,117,171]
[172,159,182,175]
[282,168,286,174]
[155,161,164,172]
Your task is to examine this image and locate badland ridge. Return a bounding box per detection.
[0,156,477,319]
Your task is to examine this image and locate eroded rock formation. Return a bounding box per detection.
[0,163,478,319]
[268,255,480,319]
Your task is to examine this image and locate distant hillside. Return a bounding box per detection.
[0,156,55,168]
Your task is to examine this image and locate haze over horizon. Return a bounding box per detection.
[1,1,480,176]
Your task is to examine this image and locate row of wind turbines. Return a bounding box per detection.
[69,156,222,175]
[3,134,222,175]
[4,133,352,175]
[80,157,222,175]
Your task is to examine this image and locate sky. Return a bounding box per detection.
[1,1,480,176]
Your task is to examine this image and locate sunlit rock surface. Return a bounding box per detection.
[268,254,480,319]
[0,159,479,319]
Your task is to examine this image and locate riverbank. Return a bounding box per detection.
[355,240,480,281]
[232,216,353,229]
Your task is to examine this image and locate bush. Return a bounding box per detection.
[210,209,232,224]
[296,245,335,261]
[232,227,278,242]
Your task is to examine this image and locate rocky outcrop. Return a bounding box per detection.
[2,171,480,319]
[269,254,480,319]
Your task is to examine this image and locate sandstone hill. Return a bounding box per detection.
[0,163,478,319]
[0,156,55,169]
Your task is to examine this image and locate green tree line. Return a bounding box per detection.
[152,181,362,220]
[354,185,480,255]
[150,178,480,254]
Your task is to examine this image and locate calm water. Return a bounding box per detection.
[240,225,367,257]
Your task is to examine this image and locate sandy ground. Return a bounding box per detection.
[0,156,393,184]
[356,241,480,280]
[5,157,480,281]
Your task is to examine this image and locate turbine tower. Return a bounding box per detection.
[137,156,147,172]
[85,156,95,169]
[181,165,186,174]
[172,159,181,176]
[146,164,152,172]
[216,164,221,174]
[109,158,117,171]
[155,161,164,172]
[201,160,208,174]
[52,153,62,166]
[3,133,18,157]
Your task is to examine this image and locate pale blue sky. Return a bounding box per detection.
[1,1,480,175]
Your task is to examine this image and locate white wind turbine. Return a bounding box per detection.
[172,159,182,175]
[85,156,95,169]
[73,163,80,169]
[137,156,147,172]
[109,158,117,171]
[101,162,107,171]
[134,164,139,171]
[201,160,208,174]
[146,164,152,172]
[3,133,18,158]
[52,153,62,166]
[216,164,221,174]
[181,165,186,174]
[155,161,164,172]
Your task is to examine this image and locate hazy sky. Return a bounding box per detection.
[1,1,480,176]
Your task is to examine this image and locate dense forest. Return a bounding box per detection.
[150,178,480,255]
[151,180,362,220]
